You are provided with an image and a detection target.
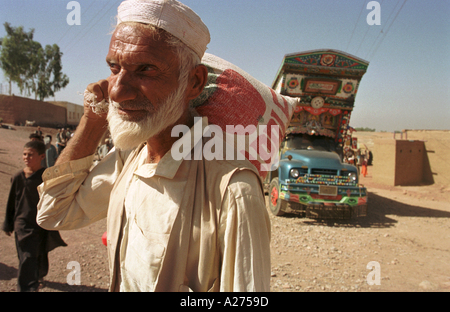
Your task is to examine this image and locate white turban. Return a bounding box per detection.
[117,0,210,58]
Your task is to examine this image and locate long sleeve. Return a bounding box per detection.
[2,175,18,233]
[37,148,127,231]
[219,171,271,292]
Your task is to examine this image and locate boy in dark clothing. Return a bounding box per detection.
[2,141,66,292]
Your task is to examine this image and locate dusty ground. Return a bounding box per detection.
[0,125,449,292]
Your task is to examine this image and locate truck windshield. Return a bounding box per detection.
[284,133,335,152]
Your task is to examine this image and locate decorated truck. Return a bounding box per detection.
[266,49,369,219]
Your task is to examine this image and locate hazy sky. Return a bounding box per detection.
[1,0,449,131]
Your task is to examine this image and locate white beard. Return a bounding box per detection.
[107,81,188,151]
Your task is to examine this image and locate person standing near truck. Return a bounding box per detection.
[37,0,270,292]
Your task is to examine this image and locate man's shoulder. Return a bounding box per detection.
[203,157,259,178]
[202,158,263,193]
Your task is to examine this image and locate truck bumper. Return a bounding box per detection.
[279,184,368,219]
[303,202,367,219]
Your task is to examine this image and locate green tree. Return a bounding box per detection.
[0,23,69,100]
[0,22,36,95]
[33,44,69,101]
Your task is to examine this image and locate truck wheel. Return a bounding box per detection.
[268,178,286,216]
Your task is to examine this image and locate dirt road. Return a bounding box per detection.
[1,125,449,292]
[268,177,450,292]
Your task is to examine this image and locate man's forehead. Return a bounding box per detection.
[107,25,175,63]
[110,27,159,51]
[109,36,151,54]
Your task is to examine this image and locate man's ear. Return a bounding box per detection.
[185,64,208,101]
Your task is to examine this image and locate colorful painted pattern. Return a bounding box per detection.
[295,174,356,186]
[284,51,369,71]
[279,189,368,207]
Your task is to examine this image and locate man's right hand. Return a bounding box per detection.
[84,79,110,122]
[55,79,111,164]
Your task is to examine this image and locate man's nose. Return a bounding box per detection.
[109,70,138,103]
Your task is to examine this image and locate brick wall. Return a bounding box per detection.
[0,94,66,127]
[394,140,426,186]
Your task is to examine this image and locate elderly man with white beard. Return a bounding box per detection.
[36,0,270,292]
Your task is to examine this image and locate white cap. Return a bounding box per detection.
[117,0,210,58]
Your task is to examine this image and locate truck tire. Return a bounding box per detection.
[268,178,286,216]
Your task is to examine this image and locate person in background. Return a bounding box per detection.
[56,128,65,155]
[34,126,43,140]
[2,141,66,292]
[44,135,58,168]
[29,133,46,168]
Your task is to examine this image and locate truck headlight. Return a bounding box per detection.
[290,169,300,179]
[348,172,357,181]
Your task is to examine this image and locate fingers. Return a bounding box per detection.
[87,79,109,102]
[84,78,110,118]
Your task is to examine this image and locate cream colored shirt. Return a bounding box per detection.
[37,117,271,292]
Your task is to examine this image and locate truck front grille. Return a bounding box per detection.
[311,168,338,176]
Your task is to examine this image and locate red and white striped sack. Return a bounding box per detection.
[192,53,298,179]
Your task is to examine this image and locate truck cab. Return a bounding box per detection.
[266,50,369,219]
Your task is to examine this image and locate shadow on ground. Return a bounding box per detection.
[0,262,107,292]
[277,191,450,228]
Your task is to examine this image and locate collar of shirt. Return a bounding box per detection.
[133,116,208,180]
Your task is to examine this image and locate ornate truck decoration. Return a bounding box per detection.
[266,49,369,219]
